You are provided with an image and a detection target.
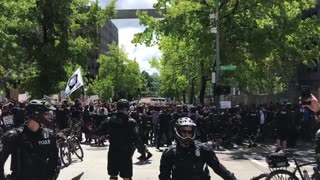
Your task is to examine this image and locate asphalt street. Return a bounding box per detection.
[3,141,316,180]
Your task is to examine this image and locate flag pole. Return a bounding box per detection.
[81,68,86,103]
[82,85,86,103]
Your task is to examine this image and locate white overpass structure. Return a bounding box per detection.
[114,9,163,19]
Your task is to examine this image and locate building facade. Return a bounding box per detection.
[87,20,118,76]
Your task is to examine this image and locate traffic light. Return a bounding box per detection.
[214,85,231,95]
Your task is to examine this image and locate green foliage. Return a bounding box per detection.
[87,77,114,102]
[134,0,320,101]
[90,43,142,100]
[140,70,159,96]
[0,0,116,98]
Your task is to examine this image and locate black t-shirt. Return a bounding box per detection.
[109,113,137,151]
[159,111,170,130]
[13,107,25,127]
[277,111,290,129]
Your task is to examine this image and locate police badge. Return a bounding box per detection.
[42,130,50,139]
[195,148,200,157]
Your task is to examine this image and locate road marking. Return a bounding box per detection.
[243,154,268,169]
[219,149,269,169]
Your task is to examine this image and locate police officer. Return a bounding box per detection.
[70,99,83,141]
[159,117,237,180]
[95,99,149,180]
[157,106,172,150]
[274,104,290,152]
[55,100,70,131]
[246,106,259,148]
[0,99,60,180]
[12,102,26,128]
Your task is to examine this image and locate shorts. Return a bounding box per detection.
[107,150,133,178]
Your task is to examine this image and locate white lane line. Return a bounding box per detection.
[243,154,268,169]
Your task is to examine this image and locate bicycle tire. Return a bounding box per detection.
[59,142,71,167]
[266,169,299,180]
[71,137,84,160]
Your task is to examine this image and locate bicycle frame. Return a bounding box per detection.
[292,156,317,179]
[67,135,78,153]
[252,153,318,180]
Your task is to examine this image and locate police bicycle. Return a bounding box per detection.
[252,152,320,180]
[57,124,84,167]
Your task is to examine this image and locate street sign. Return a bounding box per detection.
[211,72,216,83]
[210,27,217,33]
[209,14,216,20]
[220,65,236,71]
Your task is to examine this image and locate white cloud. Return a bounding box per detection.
[113,19,160,74]
[98,0,161,74]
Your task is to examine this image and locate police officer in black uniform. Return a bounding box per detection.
[247,106,259,147]
[12,102,26,128]
[159,117,237,180]
[0,99,60,180]
[69,99,83,141]
[55,100,70,131]
[157,106,172,150]
[95,99,149,180]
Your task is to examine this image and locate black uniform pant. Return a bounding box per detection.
[157,129,171,149]
[108,149,133,178]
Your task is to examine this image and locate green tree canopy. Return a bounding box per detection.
[92,43,142,100]
[133,0,320,103]
[0,0,116,98]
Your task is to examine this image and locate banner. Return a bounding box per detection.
[18,93,29,102]
[220,101,231,109]
[86,95,99,104]
[65,68,84,97]
[60,91,66,99]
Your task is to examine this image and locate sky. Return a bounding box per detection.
[99,0,160,75]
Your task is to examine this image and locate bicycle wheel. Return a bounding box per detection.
[71,137,84,160]
[59,142,71,167]
[266,169,299,180]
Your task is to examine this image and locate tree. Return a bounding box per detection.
[87,77,114,102]
[93,43,142,100]
[0,0,117,97]
[133,0,320,103]
[0,0,39,92]
[141,70,158,96]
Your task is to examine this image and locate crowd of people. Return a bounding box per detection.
[0,97,319,179]
[53,100,317,152]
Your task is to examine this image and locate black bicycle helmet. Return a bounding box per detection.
[25,99,55,123]
[117,99,129,110]
[174,117,197,147]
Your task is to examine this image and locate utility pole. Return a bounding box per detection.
[215,0,220,85]
[209,0,220,107]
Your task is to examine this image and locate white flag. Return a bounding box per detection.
[65,68,84,97]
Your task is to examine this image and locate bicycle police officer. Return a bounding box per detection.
[95,99,149,180]
[159,117,237,180]
[0,99,60,180]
